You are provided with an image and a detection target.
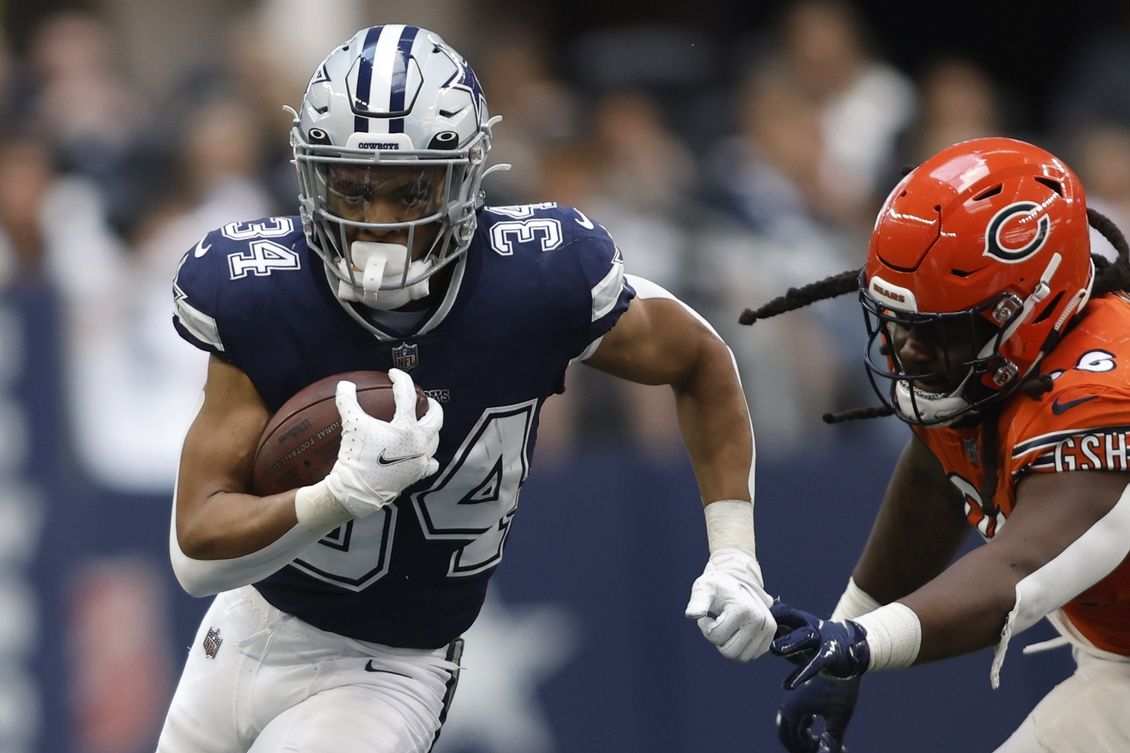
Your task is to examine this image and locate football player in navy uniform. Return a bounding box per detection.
[156,25,775,753]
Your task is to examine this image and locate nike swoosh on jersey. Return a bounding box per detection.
[193,238,212,257]
[573,209,595,229]
[377,450,424,466]
[1051,395,1099,414]
[363,660,411,677]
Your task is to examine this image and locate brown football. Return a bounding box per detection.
[251,370,428,496]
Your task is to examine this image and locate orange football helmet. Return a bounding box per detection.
[861,137,1095,425]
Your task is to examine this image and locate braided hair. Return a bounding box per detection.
[740,207,1130,426]
[742,208,1130,509]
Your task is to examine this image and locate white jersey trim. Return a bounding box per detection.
[174,297,225,352]
[590,252,625,323]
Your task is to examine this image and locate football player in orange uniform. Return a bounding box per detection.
[742,137,1130,753]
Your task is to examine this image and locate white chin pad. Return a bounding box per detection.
[894,380,971,426]
[337,241,432,310]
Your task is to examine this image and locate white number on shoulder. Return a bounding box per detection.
[227,240,302,279]
[221,218,294,240]
[489,219,564,255]
[485,204,564,256]
[221,218,302,280]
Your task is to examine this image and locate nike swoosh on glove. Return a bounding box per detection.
[685,549,776,662]
[324,368,443,518]
[770,601,870,690]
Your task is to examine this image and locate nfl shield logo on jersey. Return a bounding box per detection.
[392,342,419,371]
[963,437,980,465]
[203,627,223,659]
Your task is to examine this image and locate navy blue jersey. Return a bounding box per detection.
[172,203,635,647]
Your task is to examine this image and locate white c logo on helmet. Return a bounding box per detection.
[983,201,1050,263]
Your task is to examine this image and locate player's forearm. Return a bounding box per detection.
[877,529,1061,666]
[673,342,754,503]
[170,483,352,596]
[854,438,969,603]
[898,547,1021,662]
[827,549,1018,674]
[853,508,968,605]
[175,486,310,559]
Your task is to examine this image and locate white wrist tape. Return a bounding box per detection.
[854,602,921,671]
[295,479,353,530]
[831,577,883,621]
[704,500,757,561]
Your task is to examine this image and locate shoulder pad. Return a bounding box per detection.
[173,216,306,353]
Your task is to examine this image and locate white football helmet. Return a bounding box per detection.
[291,25,497,309]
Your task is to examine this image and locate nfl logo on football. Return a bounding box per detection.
[203,627,223,659]
[392,342,419,371]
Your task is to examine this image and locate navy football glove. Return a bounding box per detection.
[776,673,861,753]
[770,601,870,690]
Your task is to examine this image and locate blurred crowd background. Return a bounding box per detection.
[2,1,1129,751]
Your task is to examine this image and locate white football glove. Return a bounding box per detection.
[323,368,442,518]
[685,548,776,662]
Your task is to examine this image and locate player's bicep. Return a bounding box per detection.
[994,469,1130,576]
[177,355,270,507]
[585,293,719,386]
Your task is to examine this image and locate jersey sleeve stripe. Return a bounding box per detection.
[590,254,625,323]
[173,297,225,352]
[1011,424,1130,458]
[1024,453,1057,471]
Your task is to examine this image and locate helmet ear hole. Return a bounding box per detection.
[428,131,459,149]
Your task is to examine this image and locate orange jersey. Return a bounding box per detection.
[915,294,1130,655]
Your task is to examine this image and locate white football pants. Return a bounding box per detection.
[155,586,462,753]
[993,646,1130,753]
